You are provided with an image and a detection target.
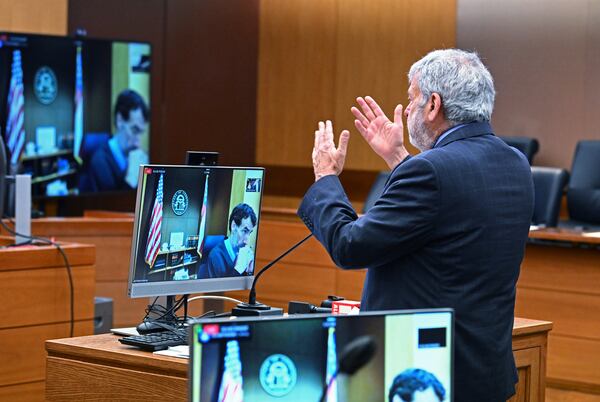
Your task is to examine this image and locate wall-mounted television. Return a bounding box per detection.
[0,32,151,198]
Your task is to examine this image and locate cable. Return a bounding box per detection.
[188,295,243,305]
[0,217,75,338]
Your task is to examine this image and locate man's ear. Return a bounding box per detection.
[427,92,443,122]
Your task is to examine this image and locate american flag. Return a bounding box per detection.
[5,50,25,166]
[73,45,84,163]
[325,325,338,402]
[145,174,164,267]
[218,340,244,402]
[197,174,209,257]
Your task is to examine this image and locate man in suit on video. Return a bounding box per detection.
[298,49,534,402]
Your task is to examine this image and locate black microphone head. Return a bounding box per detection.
[339,335,377,375]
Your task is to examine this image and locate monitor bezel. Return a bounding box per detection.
[188,308,455,402]
[127,164,265,298]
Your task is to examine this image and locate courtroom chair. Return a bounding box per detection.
[531,167,569,227]
[562,140,600,228]
[498,135,539,164]
[363,171,391,213]
[196,235,226,278]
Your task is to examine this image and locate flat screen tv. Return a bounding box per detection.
[0,32,151,198]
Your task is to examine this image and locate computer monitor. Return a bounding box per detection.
[127,164,265,298]
[0,32,151,198]
[189,309,454,402]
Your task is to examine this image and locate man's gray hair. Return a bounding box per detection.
[408,49,495,125]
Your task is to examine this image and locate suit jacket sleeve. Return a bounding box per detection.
[298,157,440,269]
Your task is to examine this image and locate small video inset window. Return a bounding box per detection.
[246,178,261,192]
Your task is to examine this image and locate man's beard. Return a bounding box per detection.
[408,107,435,152]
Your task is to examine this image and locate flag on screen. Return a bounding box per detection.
[145,174,164,267]
[218,340,244,402]
[5,50,25,166]
[325,326,338,402]
[197,174,209,257]
[73,45,84,164]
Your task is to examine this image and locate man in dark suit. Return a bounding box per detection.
[297,49,534,402]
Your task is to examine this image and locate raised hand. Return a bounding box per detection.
[312,120,350,181]
[351,96,409,169]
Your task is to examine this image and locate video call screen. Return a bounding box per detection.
[0,32,151,197]
[130,165,264,286]
[190,311,453,402]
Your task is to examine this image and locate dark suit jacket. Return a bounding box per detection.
[206,239,240,278]
[87,141,129,192]
[298,122,534,402]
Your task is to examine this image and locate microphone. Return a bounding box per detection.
[232,233,313,316]
[319,335,377,402]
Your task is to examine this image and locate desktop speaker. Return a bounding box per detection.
[94,296,114,334]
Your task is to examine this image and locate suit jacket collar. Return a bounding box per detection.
[433,121,494,148]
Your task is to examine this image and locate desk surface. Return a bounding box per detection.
[46,317,551,370]
[529,227,600,245]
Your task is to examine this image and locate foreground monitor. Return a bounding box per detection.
[0,32,151,197]
[128,164,264,298]
[190,309,454,402]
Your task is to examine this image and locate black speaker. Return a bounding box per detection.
[94,297,114,334]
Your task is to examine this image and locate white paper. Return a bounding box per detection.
[154,345,189,359]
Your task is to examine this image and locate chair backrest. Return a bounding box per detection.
[531,167,569,227]
[363,171,391,213]
[567,140,600,224]
[498,136,539,164]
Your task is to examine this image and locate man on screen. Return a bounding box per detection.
[206,203,257,278]
[388,369,446,402]
[297,49,533,401]
[87,89,149,191]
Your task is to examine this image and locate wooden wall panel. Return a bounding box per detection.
[0,381,45,402]
[256,0,337,167]
[335,0,456,169]
[0,0,67,35]
[256,0,456,171]
[0,321,92,388]
[548,335,600,391]
[2,265,95,328]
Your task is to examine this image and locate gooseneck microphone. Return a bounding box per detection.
[232,233,313,316]
[319,335,377,402]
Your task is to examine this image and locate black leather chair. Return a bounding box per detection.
[363,171,391,213]
[531,167,569,227]
[498,136,539,164]
[564,140,600,227]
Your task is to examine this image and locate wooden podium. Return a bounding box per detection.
[0,238,95,402]
[45,317,551,402]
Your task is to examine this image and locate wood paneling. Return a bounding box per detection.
[46,357,187,401]
[256,0,337,167]
[0,381,45,402]
[517,235,600,394]
[163,0,259,167]
[0,321,92,387]
[0,0,67,35]
[548,335,600,391]
[2,265,95,328]
[0,242,95,400]
[547,388,600,402]
[256,0,456,171]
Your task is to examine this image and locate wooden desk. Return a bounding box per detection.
[0,238,95,402]
[517,228,600,394]
[45,317,550,402]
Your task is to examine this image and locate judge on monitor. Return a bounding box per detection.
[206,203,257,278]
